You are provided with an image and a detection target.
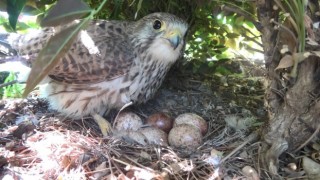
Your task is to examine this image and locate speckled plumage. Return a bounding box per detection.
[5,13,188,118]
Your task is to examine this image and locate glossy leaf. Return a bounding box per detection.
[6,0,27,31]
[41,0,91,27]
[110,0,124,19]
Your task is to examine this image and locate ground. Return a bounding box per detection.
[1,57,317,179]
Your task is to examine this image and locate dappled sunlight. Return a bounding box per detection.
[0,11,39,33]
[0,61,30,82]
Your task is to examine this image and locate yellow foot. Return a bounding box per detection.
[92,113,112,136]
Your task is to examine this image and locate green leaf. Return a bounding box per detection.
[226,33,240,39]
[22,5,43,16]
[110,0,124,19]
[16,21,31,31]
[23,19,90,97]
[215,66,232,75]
[3,72,24,98]
[216,53,231,60]
[135,0,144,19]
[41,0,91,27]
[6,0,27,31]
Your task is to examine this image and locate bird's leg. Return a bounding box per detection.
[112,101,133,127]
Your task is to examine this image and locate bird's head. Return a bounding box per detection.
[131,13,188,63]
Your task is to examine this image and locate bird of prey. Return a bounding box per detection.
[3,12,188,118]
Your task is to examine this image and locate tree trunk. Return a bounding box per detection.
[257,0,320,176]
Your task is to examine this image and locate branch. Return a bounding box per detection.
[0,80,18,89]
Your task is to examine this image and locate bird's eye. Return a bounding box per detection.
[153,19,162,30]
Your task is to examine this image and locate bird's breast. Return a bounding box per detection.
[128,60,170,103]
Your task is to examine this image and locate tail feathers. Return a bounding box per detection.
[0,33,17,57]
[0,34,31,68]
[10,29,54,57]
[0,33,31,84]
[0,28,56,70]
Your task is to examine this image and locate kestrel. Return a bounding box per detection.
[3,13,188,118]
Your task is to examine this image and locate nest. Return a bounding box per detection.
[0,62,267,179]
[1,116,261,179]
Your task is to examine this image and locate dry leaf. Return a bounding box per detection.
[306,38,319,46]
[311,142,320,151]
[279,18,297,52]
[311,51,320,57]
[140,151,152,160]
[167,160,194,174]
[311,152,320,162]
[305,14,315,40]
[275,54,293,70]
[124,165,164,180]
[275,53,309,71]
[93,161,108,179]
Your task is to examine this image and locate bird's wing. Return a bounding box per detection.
[48,20,135,84]
[4,20,135,84]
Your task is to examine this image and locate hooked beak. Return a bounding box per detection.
[164,29,182,50]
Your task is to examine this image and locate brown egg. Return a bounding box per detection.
[146,112,173,133]
[114,111,143,131]
[168,124,202,150]
[174,113,208,136]
[138,127,168,146]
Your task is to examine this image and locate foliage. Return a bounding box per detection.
[0,12,39,33]
[272,0,306,78]
[0,0,46,32]
[2,72,24,98]
[183,1,261,74]
[274,0,306,52]
[6,0,27,31]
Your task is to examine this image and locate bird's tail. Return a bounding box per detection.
[0,28,54,58]
[0,33,17,57]
[0,32,31,65]
[0,33,31,83]
[0,28,56,83]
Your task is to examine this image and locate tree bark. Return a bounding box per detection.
[257,0,320,176]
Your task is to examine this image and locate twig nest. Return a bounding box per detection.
[174,113,208,136]
[114,111,143,131]
[168,124,202,150]
[138,127,168,146]
[146,112,173,133]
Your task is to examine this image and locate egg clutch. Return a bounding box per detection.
[113,111,208,150]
